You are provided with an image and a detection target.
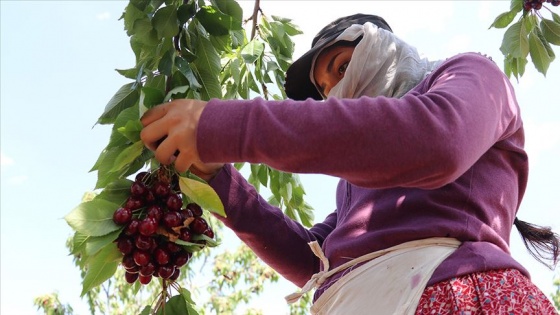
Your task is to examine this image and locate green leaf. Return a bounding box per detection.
[85,229,121,257]
[541,18,560,46]
[117,120,143,142]
[179,176,225,217]
[80,244,121,296]
[164,85,189,102]
[132,17,154,36]
[257,164,268,187]
[296,203,314,227]
[179,288,200,315]
[489,10,519,29]
[96,178,133,205]
[131,0,150,11]
[71,231,89,255]
[195,6,233,36]
[140,86,165,108]
[123,3,147,36]
[155,294,188,315]
[192,31,222,99]
[500,20,529,58]
[158,47,175,76]
[110,141,146,173]
[211,0,243,29]
[152,5,179,39]
[139,306,151,315]
[176,57,202,89]
[241,40,264,64]
[529,29,554,75]
[108,105,140,148]
[65,198,121,237]
[116,68,139,79]
[553,12,560,24]
[177,2,196,24]
[98,83,140,125]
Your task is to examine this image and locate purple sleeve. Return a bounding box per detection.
[208,163,337,287]
[197,53,522,189]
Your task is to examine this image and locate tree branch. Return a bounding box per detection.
[250,0,260,40]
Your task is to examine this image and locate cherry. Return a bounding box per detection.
[170,268,181,281]
[122,254,137,269]
[173,251,191,267]
[187,203,203,217]
[139,274,152,285]
[130,182,148,197]
[203,228,215,239]
[139,217,158,236]
[146,205,163,222]
[144,190,156,204]
[190,217,208,234]
[117,237,134,255]
[180,209,194,221]
[133,250,151,266]
[125,197,144,211]
[113,207,132,225]
[157,265,175,279]
[162,211,182,229]
[135,234,152,251]
[135,171,149,183]
[166,194,183,212]
[164,242,182,254]
[154,248,170,265]
[125,271,139,284]
[178,228,192,242]
[139,262,156,277]
[124,219,140,236]
[152,182,170,197]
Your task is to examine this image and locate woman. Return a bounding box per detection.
[140,13,559,314]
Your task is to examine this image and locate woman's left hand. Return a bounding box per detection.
[140,99,221,176]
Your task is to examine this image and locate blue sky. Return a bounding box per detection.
[1,1,559,314]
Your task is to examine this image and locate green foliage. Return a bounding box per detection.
[204,244,279,314]
[34,292,74,315]
[553,272,560,311]
[490,0,559,78]
[60,0,313,313]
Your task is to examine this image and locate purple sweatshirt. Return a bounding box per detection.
[196,52,529,299]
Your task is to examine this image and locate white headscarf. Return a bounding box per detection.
[310,22,442,99]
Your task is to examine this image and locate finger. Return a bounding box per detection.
[140,118,172,151]
[153,136,180,166]
[174,151,196,173]
[140,103,169,127]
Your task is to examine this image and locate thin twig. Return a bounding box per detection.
[250,0,260,40]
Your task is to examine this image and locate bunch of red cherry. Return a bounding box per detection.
[112,168,214,285]
[523,0,560,11]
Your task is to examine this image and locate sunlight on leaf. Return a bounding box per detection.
[179,176,225,217]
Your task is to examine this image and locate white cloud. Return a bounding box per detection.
[1,152,14,166]
[96,12,111,21]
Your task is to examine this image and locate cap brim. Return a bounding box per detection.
[284,34,339,100]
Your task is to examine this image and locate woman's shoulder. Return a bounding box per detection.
[440,52,500,70]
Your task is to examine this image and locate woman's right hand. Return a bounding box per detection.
[140,99,224,181]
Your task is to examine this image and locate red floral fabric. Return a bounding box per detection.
[415,269,558,315]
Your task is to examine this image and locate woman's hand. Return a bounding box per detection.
[140,99,223,180]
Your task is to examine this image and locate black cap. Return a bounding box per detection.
[284,14,392,100]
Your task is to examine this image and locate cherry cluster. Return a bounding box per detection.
[523,0,560,11]
[112,168,214,285]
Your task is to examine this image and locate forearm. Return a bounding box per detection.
[208,164,322,286]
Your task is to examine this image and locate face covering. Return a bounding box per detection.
[311,22,442,99]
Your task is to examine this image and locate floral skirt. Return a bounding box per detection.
[415,269,558,315]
